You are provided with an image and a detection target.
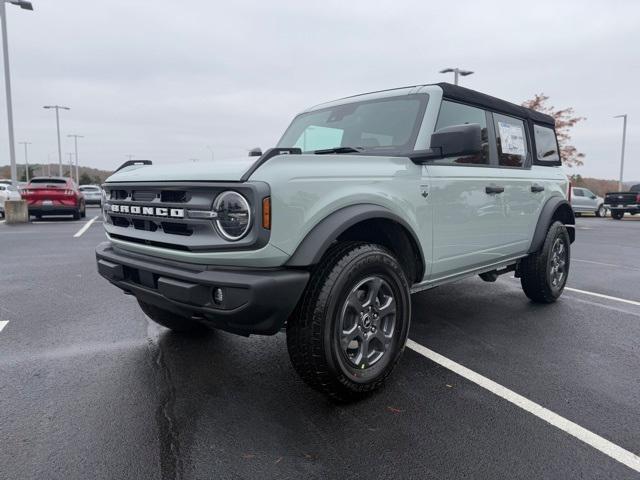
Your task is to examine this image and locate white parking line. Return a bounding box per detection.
[73,216,99,238]
[565,287,640,307]
[0,321,8,333]
[506,277,640,308]
[406,339,640,473]
[572,258,622,268]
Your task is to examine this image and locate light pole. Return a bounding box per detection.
[67,152,74,180]
[206,145,214,161]
[18,140,30,181]
[68,134,83,183]
[613,115,628,191]
[1,0,33,186]
[43,104,70,176]
[439,67,474,85]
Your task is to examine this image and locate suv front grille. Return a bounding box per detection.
[160,190,189,203]
[132,190,157,202]
[103,182,270,252]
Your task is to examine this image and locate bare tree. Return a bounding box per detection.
[522,94,585,167]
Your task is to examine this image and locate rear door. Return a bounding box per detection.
[426,100,513,278]
[489,112,544,256]
[582,189,598,211]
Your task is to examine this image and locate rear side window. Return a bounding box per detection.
[573,188,584,197]
[533,125,560,164]
[493,113,528,168]
[433,100,489,165]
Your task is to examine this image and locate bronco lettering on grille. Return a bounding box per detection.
[110,204,185,218]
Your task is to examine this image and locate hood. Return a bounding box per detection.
[105,157,257,183]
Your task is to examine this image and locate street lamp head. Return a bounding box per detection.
[613,114,627,119]
[439,68,454,74]
[8,1,34,11]
[459,70,474,76]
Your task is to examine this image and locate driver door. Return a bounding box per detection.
[426,100,511,279]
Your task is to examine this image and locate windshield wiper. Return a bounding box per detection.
[312,146,365,155]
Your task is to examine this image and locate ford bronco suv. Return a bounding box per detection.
[96,83,574,401]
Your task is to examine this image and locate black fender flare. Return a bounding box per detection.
[285,203,426,278]
[528,196,575,254]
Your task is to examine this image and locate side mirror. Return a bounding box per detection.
[430,123,482,159]
[248,147,262,157]
[590,195,597,199]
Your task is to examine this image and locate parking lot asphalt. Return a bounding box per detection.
[1,210,639,480]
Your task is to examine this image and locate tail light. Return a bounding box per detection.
[636,193,640,203]
[64,189,74,196]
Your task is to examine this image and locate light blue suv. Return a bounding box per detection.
[96,83,575,401]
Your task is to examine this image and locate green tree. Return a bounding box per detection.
[19,166,36,182]
[79,172,93,185]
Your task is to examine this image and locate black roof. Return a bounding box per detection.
[437,83,555,127]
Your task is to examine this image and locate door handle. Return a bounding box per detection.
[531,184,545,193]
[485,185,504,194]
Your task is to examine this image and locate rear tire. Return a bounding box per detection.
[611,210,624,220]
[81,203,86,218]
[520,221,570,304]
[286,242,411,402]
[137,300,208,334]
[72,209,81,220]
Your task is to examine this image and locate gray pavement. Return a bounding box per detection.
[1,210,639,479]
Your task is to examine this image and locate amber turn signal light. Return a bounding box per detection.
[262,197,271,229]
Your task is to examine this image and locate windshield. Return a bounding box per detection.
[277,94,427,153]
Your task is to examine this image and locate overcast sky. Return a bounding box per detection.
[1,0,639,180]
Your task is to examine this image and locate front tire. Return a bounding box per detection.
[137,300,208,334]
[611,210,624,220]
[596,204,607,217]
[520,221,570,304]
[286,242,411,402]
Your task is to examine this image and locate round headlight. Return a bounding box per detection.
[214,191,251,241]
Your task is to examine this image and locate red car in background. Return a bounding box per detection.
[21,177,86,220]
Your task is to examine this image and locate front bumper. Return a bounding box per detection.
[95,242,309,336]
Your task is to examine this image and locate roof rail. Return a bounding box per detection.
[114,159,152,173]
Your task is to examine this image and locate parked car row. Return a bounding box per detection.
[0,183,22,218]
[0,177,104,220]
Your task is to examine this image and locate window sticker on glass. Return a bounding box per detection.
[497,121,525,156]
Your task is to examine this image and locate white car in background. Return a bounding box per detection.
[79,185,103,205]
[571,187,607,217]
[0,183,22,218]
